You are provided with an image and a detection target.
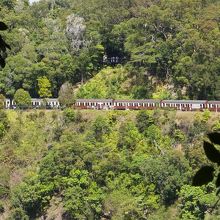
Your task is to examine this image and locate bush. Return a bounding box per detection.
[63,108,75,123]
[14,89,31,109]
[0,110,9,128]
[136,110,154,133]
[7,208,29,220]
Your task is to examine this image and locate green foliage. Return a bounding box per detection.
[14,89,31,109]
[117,121,141,150]
[0,122,5,139]
[139,153,191,206]
[58,82,75,107]
[174,129,186,143]
[92,115,111,142]
[63,108,75,123]
[136,110,154,133]
[37,76,52,98]
[193,132,220,213]
[152,85,172,100]
[0,94,5,109]
[62,169,103,219]
[179,184,217,220]
[0,109,219,219]
[11,175,54,217]
[7,208,29,220]
[77,67,130,99]
[0,0,220,99]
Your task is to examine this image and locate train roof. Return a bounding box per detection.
[76,99,160,103]
[31,98,59,101]
[76,99,113,102]
[162,100,207,103]
[207,100,220,103]
[114,99,160,103]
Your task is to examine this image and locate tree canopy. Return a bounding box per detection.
[0,0,219,99]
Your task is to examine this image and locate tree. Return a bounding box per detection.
[58,82,75,107]
[14,88,31,109]
[179,184,217,220]
[136,110,154,133]
[92,116,111,142]
[37,76,52,98]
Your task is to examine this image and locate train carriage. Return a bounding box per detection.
[75,99,113,110]
[207,101,220,112]
[113,99,160,110]
[161,100,208,111]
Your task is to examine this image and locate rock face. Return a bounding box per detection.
[66,14,87,53]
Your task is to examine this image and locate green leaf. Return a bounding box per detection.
[207,132,220,145]
[216,173,220,188]
[203,141,220,165]
[193,166,215,186]
[0,22,8,31]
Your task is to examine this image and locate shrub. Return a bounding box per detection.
[63,108,75,123]
[7,208,29,220]
[14,89,31,109]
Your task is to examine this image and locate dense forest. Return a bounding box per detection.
[0,109,219,219]
[0,0,220,100]
[1,0,220,219]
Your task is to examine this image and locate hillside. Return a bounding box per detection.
[0,109,219,219]
[1,0,220,219]
[0,0,220,100]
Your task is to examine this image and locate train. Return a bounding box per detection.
[76,99,220,111]
[4,98,60,109]
[3,98,220,111]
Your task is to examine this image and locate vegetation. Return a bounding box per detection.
[14,88,31,109]
[0,110,218,219]
[0,0,220,100]
[37,76,52,98]
[1,0,220,219]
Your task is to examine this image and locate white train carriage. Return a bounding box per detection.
[75,99,113,110]
[207,101,220,112]
[112,99,160,110]
[31,98,60,108]
[161,100,208,111]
